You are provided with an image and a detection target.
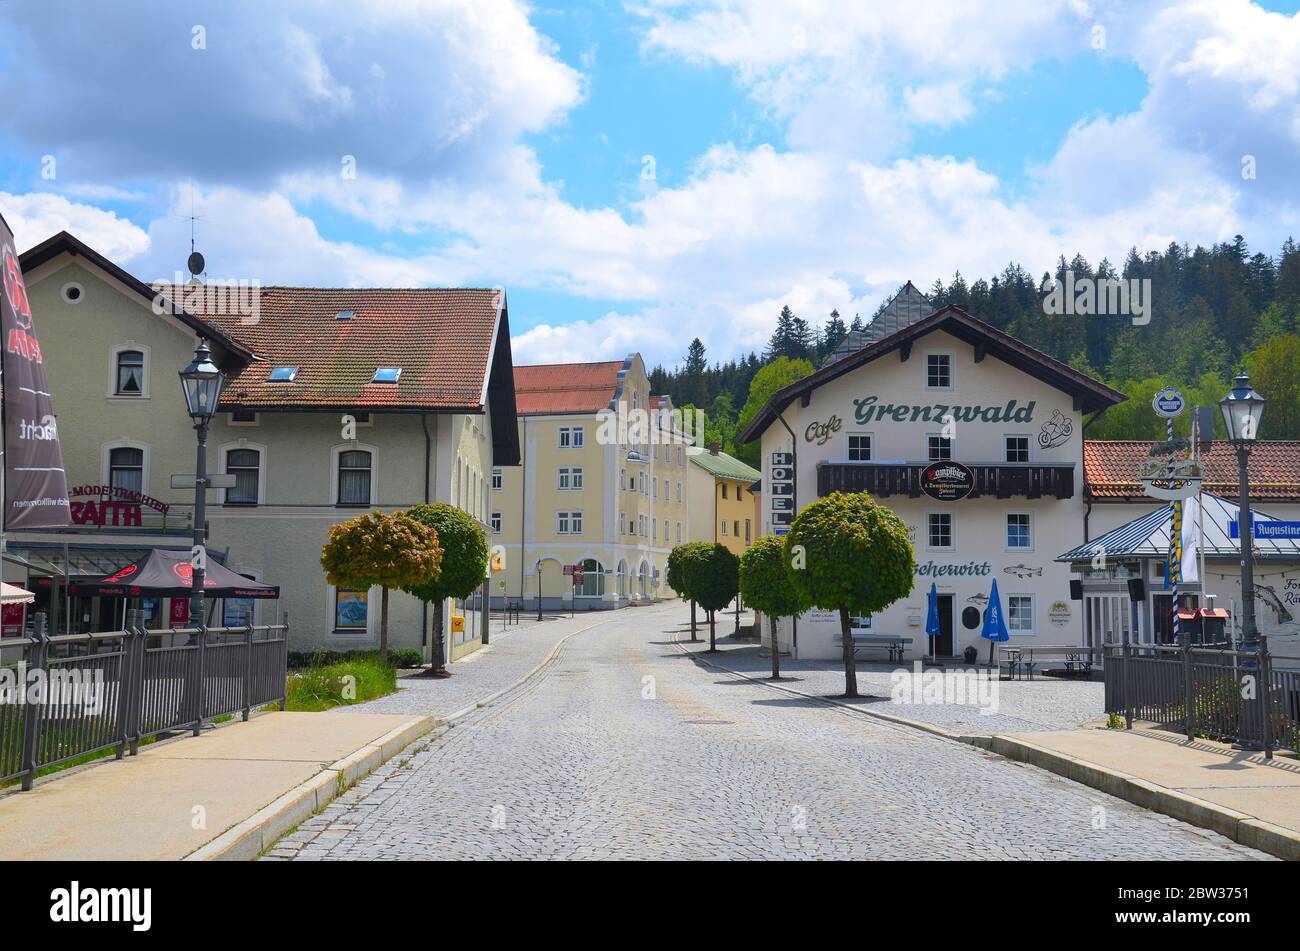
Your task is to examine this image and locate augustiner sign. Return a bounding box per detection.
[852,395,1036,425]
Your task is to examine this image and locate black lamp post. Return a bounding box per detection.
[1219,371,1266,657]
[178,339,226,631]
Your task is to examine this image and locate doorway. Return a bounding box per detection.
[935,594,954,656]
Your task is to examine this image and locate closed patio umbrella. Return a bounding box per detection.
[981,578,1010,666]
[925,582,941,665]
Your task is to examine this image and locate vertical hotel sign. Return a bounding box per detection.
[0,212,70,529]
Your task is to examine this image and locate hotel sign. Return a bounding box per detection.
[920,462,974,501]
[770,451,794,531]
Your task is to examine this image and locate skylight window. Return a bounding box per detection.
[268,366,298,383]
[372,367,401,383]
[336,310,355,320]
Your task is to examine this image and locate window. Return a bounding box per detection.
[620,511,627,535]
[721,520,729,536]
[744,519,751,543]
[491,468,503,491]
[736,484,744,501]
[334,589,368,630]
[927,513,954,550]
[371,367,401,383]
[114,350,145,396]
[1006,513,1033,550]
[652,520,657,542]
[109,447,144,495]
[663,519,669,543]
[558,467,584,490]
[675,482,682,503]
[1005,435,1031,463]
[268,366,298,383]
[556,511,583,535]
[1008,595,1035,634]
[620,468,626,490]
[639,473,646,495]
[927,435,953,461]
[579,558,605,597]
[848,433,872,461]
[229,410,258,425]
[926,353,952,389]
[337,450,372,505]
[663,479,669,499]
[851,613,873,631]
[733,519,740,537]
[490,512,502,534]
[225,448,260,505]
[652,479,657,499]
[638,515,646,536]
[721,483,728,500]
[675,522,682,544]
[558,426,584,448]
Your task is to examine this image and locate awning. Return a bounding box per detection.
[74,549,280,599]
[1,583,34,605]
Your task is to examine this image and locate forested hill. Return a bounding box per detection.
[649,235,1300,466]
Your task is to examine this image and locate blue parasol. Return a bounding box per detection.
[925,582,940,660]
[981,578,1010,665]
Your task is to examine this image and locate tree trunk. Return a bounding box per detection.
[708,610,716,652]
[839,606,859,698]
[379,586,390,665]
[770,615,781,680]
[434,596,447,671]
[690,600,698,642]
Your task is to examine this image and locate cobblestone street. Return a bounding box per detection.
[271,603,1267,860]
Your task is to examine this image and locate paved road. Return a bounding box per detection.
[271,603,1265,860]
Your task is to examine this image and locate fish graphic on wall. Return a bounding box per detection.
[1256,585,1295,625]
[1003,564,1043,580]
[966,593,989,605]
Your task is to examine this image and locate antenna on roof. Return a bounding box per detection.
[186,183,205,284]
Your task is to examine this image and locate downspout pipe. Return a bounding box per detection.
[1080,407,1110,543]
[421,413,431,649]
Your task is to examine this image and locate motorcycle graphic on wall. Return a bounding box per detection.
[1038,409,1073,449]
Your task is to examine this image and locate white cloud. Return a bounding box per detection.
[0,192,149,259]
[904,83,975,128]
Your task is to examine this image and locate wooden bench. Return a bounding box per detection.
[839,633,913,663]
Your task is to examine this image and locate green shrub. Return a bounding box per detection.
[284,658,397,712]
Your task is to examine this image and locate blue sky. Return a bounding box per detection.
[2,0,1299,368]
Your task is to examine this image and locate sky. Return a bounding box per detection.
[1,0,1299,370]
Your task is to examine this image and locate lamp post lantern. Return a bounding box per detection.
[1219,371,1266,657]
[178,339,226,630]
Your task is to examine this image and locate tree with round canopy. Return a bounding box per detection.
[784,492,915,698]
[402,502,489,676]
[667,542,709,642]
[740,534,810,679]
[683,542,740,652]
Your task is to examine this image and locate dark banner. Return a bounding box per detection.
[1,211,70,529]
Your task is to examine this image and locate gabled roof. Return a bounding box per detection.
[1059,494,1300,562]
[688,447,762,482]
[1086,440,1300,502]
[513,360,624,416]
[19,231,254,361]
[823,281,932,366]
[738,305,1127,444]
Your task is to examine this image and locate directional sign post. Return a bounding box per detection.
[1231,519,1300,541]
[171,473,238,490]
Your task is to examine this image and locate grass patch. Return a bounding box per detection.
[284,658,397,712]
[1,733,160,789]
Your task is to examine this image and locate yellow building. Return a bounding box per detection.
[490,355,690,609]
[687,446,762,556]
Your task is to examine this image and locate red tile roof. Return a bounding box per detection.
[1085,440,1300,501]
[161,285,503,411]
[513,361,623,416]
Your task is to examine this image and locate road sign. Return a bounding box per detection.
[171,473,238,489]
[571,570,584,587]
[563,564,575,576]
[1231,520,1300,540]
[1152,387,1186,419]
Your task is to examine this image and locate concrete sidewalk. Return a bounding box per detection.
[0,711,432,861]
[985,728,1300,859]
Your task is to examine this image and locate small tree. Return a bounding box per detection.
[739,534,810,679]
[684,543,740,652]
[667,543,706,642]
[321,511,442,663]
[402,502,488,677]
[785,492,914,698]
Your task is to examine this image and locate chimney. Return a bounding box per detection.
[708,442,720,455]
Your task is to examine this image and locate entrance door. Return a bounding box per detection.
[935,594,954,656]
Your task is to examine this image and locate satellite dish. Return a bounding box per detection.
[187,251,205,276]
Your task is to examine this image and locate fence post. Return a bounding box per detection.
[192,621,207,737]
[116,609,144,759]
[1121,628,1133,731]
[1260,634,1273,761]
[19,613,49,791]
[1181,630,1194,742]
[242,624,253,721]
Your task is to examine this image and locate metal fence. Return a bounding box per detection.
[0,610,288,790]
[1104,637,1299,759]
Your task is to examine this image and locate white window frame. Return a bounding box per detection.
[926,433,954,461]
[926,512,955,551]
[1005,512,1034,551]
[721,519,729,536]
[218,440,268,506]
[101,441,150,495]
[107,342,151,399]
[491,467,503,491]
[490,512,502,535]
[1008,594,1036,635]
[228,410,259,427]
[556,510,584,535]
[558,425,585,448]
[1004,434,1032,463]
[330,443,378,507]
[558,466,584,491]
[675,481,682,503]
[847,432,873,462]
[925,351,954,391]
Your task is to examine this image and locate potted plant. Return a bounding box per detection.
[962,645,978,665]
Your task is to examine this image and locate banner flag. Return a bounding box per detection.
[1180,494,1200,584]
[0,211,71,529]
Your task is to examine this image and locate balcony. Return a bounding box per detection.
[816,461,1076,500]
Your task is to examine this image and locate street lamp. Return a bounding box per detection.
[179,339,226,631]
[1219,371,1266,656]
